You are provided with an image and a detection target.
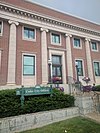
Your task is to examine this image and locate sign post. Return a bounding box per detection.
[16,85,52,106]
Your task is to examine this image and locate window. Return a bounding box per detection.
[74,38,81,48]
[23,55,35,75]
[24,27,35,40]
[94,62,100,76]
[91,42,98,51]
[51,33,60,44]
[76,60,83,76]
[52,55,62,83]
[0,21,2,35]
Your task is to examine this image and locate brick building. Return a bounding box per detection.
[0,0,100,89]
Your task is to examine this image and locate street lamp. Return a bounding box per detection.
[75,61,79,83]
[48,59,52,83]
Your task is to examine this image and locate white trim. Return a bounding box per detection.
[73,37,82,49]
[48,47,66,51]
[22,52,36,86]
[0,2,100,33]
[0,21,3,36]
[91,41,99,52]
[50,31,61,46]
[0,9,100,42]
[0,2,100,42]
[22,25,36,42]
[49,50,66,84]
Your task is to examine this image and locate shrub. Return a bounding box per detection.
[92,85,100,91]
[0,88,75,118]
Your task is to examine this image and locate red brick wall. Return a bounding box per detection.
[91,41,100,80]
[71,37,88,80]
[16,24,42,85]
[91,42,100,60]
[0,20,9,85]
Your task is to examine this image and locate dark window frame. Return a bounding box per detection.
[52,55,62,83]
[74,38,81,48]
[51,33,60,44]
[76,60,83,76]
[24,27,35,40]
[0,21,2,35]
[91,42,98,51]
[94,62,100,76]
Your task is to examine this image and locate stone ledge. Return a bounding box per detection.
[0,107,79,133]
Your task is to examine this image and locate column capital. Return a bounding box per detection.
[8,20,19,26]
[85,38,91,42]
[65,34,72,38]
[40,27,48,32]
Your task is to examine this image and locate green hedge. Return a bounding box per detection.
[93,85,100,91]
[0,88,75,118]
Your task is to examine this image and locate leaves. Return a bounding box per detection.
[0,88,75,118]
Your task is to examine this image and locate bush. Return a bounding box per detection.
[93,85,100,91]
[0,88,75,118]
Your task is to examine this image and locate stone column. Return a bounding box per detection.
[65,34,73,79]
[85,38,94,83]
[7,20,19,85]
[40,28,48,84]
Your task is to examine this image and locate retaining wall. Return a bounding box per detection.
[0,95,95,133]
[0,107,79,133]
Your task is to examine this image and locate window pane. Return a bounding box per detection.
[92,42,97,50]
[94,62,100,76]
[52,33,60,43]
[52,56,61,64]
[52,67,56,76]
[23,55,35,75]
[57,67,61,76]
[24,27,35,39]
[56,35,60,43]
[23,66,34,75]
[24,28,28,38]
[76,60,83,76]
[24,56,34,65]
[52,35,55,43]
[0,22,2,33]
[29,29,34,39]
[74,38,80,47]
[52,55,62,83]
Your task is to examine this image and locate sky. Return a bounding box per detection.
[28,0,100,25]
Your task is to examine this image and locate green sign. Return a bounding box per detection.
[16,85,52,106]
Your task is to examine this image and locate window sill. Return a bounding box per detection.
[23,38,36,42]
[95,76,100,78]
[51,43,61,46]
[91,49,98,52]
[0,34,3,37]
[23,75,35,76]
[73,46,82,49]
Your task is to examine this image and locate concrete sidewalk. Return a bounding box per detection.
[85,112,100,123]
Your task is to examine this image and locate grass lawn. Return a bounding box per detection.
[21,117,100,133]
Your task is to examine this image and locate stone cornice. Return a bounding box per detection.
[0,2,100,37]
